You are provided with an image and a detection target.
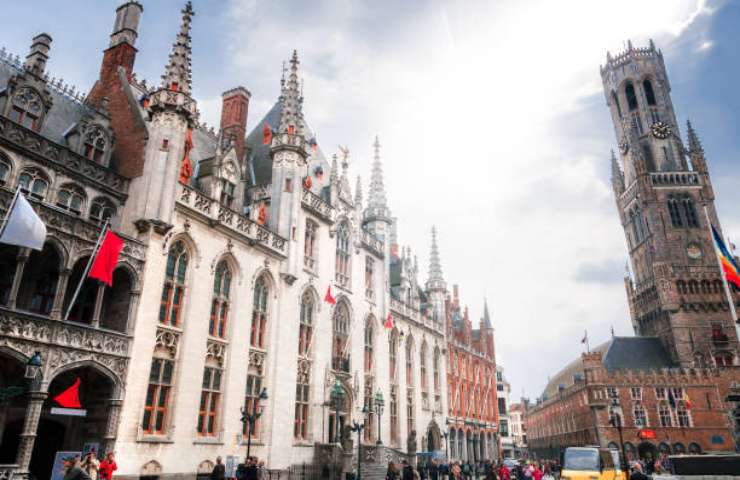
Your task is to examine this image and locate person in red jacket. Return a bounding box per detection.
[99,453,117,480]
[532,464,544,480]
[498,464,511,480]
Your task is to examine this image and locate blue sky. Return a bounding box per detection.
[3,0,739,400]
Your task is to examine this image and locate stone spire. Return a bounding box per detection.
[365,135,392,223]
[278,50,304,136]
[686,120,707,173]
[426,226,446,292]
[24,33,52,76]
[610,149,625,195]
[482,298,492,329]
[161,1,194,95]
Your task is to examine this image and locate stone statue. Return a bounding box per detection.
[407,429,417,455]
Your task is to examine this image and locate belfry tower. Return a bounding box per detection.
[601,41,739,367]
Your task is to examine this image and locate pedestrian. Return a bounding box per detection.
[235,458,248,480]
[63,456,92,480]
[451,462,463,480]
[81,452,100,480]
[386,461,400,480]
[630,462,649,480]
[429,459,440,480]
[211,456,225,480]
[532,464,543,480]
[401,460,414,480]
[99,453,117,480]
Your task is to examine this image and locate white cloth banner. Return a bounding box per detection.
[0,193,46,250]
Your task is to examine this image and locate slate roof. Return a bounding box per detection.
[541,336,676,400]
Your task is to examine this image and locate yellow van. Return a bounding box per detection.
[560,447,625,480]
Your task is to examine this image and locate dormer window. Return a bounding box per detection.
[83,127,108,164]
[18,168,49,200]
[10,87,44,130]
[56,185,86,215]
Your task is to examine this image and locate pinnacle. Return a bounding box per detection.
[365,135,391,221]
[687,120,703,154]
[160,1,194,95]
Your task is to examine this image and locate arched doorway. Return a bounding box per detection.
[29,365,118,480]
[0,350,29,465]
[637,441,657,465]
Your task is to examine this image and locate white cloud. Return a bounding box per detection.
[218,0,719,398]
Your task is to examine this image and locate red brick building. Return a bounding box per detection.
[526,341,739,462]
[446,287,499,462]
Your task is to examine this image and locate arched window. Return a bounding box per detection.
[17,243,60,315]
[90,197,116,225]
[83,126,108,163]
[682,197,699,228]
[10,87,44,130]
[159,241,188,326]
[688,280,699,294]
[63,256,98,324]
[100,267,134,332]
[668,198,683,228]
[625,82,639,111]
[714,352,733,367]
[633,403,648,427]
[688,442,702,454]
[676,280,686,294]
[18,168,49,200]
[658,402,672,427]
[0,245,18,306]
[420,342,428,392]
[197,365,222,437]
[250,276,269,348]
[643,80,657,106]
[449,429,457,459]
[56,184,86,215]
[293,359,311,440]
[611,91,622,118]
[0,153,11,185]
[335,221,351,287]
[433,347,441,396]
[389,328,398,381]
[209,261,231,338]
[332,302,350,372]
[298,291,314,357]
[672,442,686,454]
[364,317,374,372]
[406,337,415,386]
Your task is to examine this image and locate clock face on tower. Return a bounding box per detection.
[651,121,672,139]
[686,243,703,260]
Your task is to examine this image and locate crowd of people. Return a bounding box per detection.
[384,458,562,480]
[60,452,117,480]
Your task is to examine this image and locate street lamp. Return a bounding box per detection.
[331,380,346,444]
[442,431,449,461]
[350,406,369,480]
[608,399,629,480]
[241,388,268,461]
[374,390,385,445]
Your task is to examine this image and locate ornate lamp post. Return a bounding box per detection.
[331,380,346,444]
[241,388,268,460]
[374,389,385,445]
[0,352,42,403]
[350,406,369,480]
[609,398,629,480]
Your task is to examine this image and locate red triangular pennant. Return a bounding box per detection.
[384,312,394,330]
[53,377,82,409]
[324,285,336,305]
[88,230,124,287]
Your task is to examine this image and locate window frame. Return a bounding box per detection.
[209,261,232,339]
[250,276,269,348]
[197,366,222,436]
[159,241,189,327]
[142,358,175,435]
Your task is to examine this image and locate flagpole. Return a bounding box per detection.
[0,186,21,239]
[703,206,739,337]
[63,220,109,322]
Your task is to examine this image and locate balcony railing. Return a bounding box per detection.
[301,188,335,222]
[177,184,287,256]
[361,229,385,257]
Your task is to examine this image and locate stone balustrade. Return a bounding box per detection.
[177,183,287,256]
[301,188,335,222]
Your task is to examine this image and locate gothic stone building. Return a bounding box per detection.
[0,2,459,478]
[445,288,499,463]
[526,42,740,462]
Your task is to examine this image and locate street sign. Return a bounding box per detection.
[637,429,656,440]
[51,407,87,417]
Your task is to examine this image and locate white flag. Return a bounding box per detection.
[0,193,47,250]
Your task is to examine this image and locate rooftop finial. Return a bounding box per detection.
[161,1,194,95]
[276,50,304,138]
[687,119,703,154]
[355,175,363,207]
[427,226,446,291]
[482,298,492,329]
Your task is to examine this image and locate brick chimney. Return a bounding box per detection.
[220,87,250,159]
[88,1,143,107]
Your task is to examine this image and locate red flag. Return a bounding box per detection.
[324,285,336,305]
[384,312,394,330]
[257,203,268,225]
[53,377,82,409]
[262,123,273,145]
[179,128,194,184]
[88,230,124,286]
[303,175,313,189]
